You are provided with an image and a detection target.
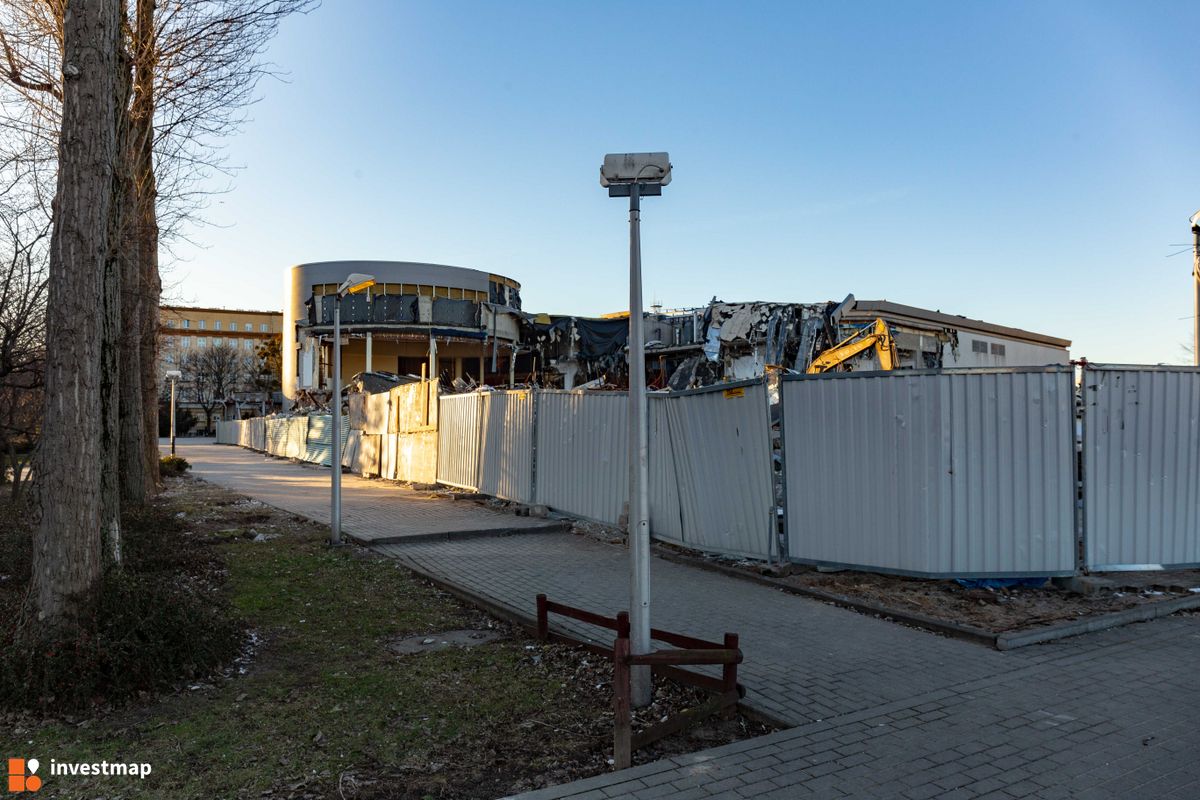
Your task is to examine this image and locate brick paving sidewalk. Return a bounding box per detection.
[176,441,1200,799]
[164,439,563,543]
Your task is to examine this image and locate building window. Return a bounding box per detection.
[198,320,206,330]
[990,343,1006,356]
[260,323,268,332]
[227,338,235,347]
[182,319,191,329]
[197,337,207,348]
[244,339,253,350]
[214,320,222,331]
[971,340,988,354]
[167,319,176,328]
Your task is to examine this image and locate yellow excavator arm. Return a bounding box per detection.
[806,318,897,374]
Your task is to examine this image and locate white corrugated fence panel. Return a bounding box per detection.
[1084,366,1200,569]
[535,391,628,525]
[647,395,683,544]
[664,382,775,559]
[305,415,331,464]
[304,415,351,466]
[783,368,1075,577]
[478,391,534,503]
[342,429,361,468]
[437,393,481,490]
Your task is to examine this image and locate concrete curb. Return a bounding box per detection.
[652,549,998,647]
[994,593,1200,650]
[344,521,569,546]
[654,549,1200,651]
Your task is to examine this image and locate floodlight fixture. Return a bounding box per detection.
[1190,209,1200,230]
[600,152,672,197]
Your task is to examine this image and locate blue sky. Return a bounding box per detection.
[171,1,1200,363]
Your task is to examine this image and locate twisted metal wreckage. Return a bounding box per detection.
[519,295,957,392]
[286,294,963,413]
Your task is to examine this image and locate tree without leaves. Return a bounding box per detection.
[0,138,49,501]
[29,0,121,624]
[181,342,243,434]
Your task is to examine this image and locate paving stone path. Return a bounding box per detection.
[178,440,1200,800]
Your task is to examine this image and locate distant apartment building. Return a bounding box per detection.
[159,305,285,431]
[159,305,284,370]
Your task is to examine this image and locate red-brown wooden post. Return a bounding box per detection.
[616,610,630,641]
[721,632,739,719]
[536,594,548,641]
[613,633,632,770]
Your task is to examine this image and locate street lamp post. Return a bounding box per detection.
[600,152,672,708]
[330,272,377,547]
[1191,210,1200,366]
[165,369,182,456]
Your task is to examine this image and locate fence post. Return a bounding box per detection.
[771,373,789,564]
[536,594,548,640]
[721,632,739,719]
[616,610,630,641]
[613,633,632,771]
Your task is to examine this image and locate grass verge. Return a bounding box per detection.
[2,477,769,799]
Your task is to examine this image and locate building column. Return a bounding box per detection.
[365,332,373,373]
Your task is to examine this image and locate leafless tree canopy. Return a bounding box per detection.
[181,342,244,432]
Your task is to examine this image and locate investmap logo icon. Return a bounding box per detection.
[6,759,41,793]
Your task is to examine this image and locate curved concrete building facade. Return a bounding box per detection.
[283,260,522,404]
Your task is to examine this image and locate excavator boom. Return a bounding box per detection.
[806,318,897,374]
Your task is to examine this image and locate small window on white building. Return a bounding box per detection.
[990,343,1006,356]
[971,340,988,354]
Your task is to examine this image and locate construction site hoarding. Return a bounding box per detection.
[782,367,1076,577]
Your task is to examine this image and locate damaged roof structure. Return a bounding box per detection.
[280,260,1070,400]
[518,295,1071,391]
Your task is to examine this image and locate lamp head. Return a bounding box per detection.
[600,152,672,188]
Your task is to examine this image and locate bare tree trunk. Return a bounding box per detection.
[116,0,148,510]
[30,0,121,623]
[133,0,161,494]
[105,9,135,564]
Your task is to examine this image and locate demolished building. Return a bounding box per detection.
[521,295,1070,391]
[281,259,1070,402]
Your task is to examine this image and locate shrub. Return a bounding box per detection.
[0,572,244,710]
[159,454,191,477]
[0,493,244,712]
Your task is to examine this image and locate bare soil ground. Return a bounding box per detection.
[1,477,772,800]
[565,518,1200,635]
[777,566,1200,633]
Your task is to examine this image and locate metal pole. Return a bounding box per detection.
[331,296,343,545]
[169,378,177,456]
[627,182,652,707]
[1193,224,1199,367]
